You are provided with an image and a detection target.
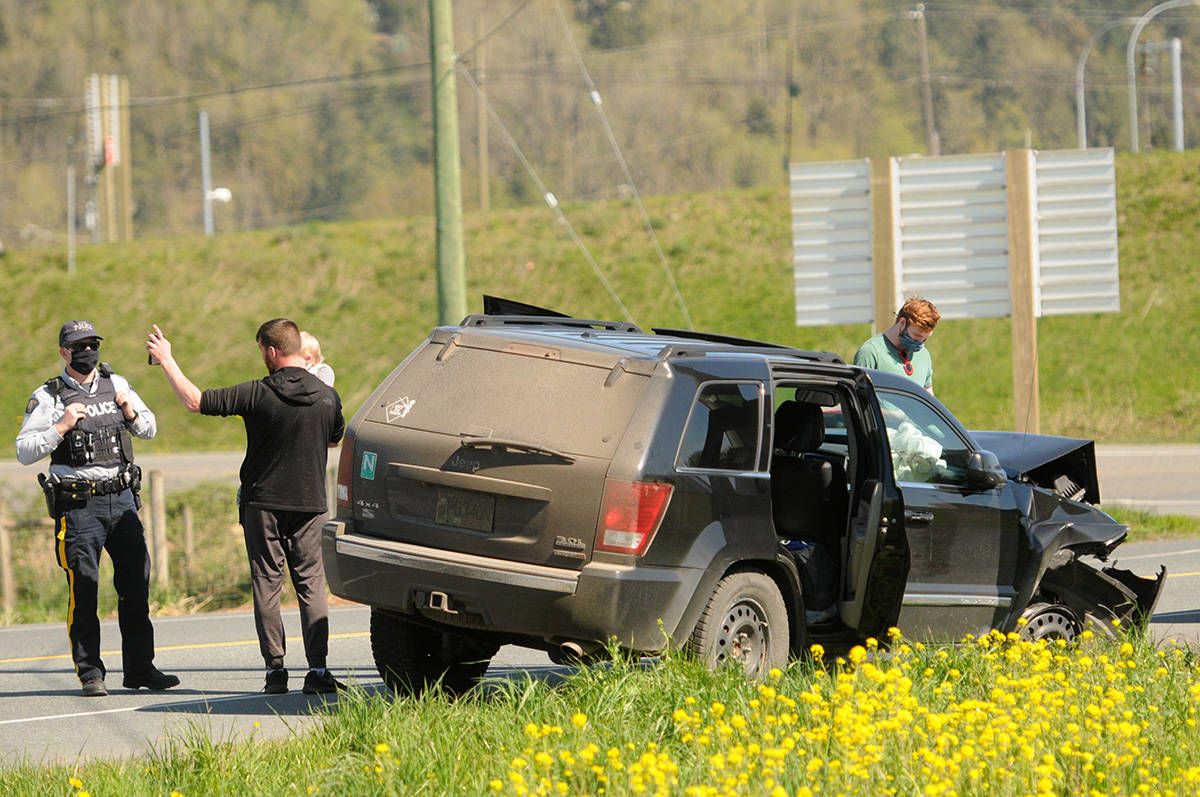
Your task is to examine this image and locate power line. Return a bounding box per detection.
[551,0,693,330]
[0,61,430,130]
[458,61,636,326]
[458,0,538,60]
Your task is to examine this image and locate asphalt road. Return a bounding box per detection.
[0,536,1196,767]
[1094,444,1200,517]
[0,604,558,767]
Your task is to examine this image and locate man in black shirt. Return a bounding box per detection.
[147,318,346,694]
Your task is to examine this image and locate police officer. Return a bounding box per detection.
[15,320,179,697]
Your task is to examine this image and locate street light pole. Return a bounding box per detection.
[1127,0,1199,152]
[1172,37,1184,150]
[1075,17,1136,150]
[200,110,214,236]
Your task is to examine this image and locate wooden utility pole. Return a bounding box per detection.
[0,501,13,621]
[99,76,118,243]
[911,5,940,157]
[476,17,490,212]
[182,504,194,579]
[430,0,468,324]
[118,75,133,241]
[783,10,796,173]
[1005,149,1039,434]
[87,73,133,243]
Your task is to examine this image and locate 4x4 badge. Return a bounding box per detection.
[385,397,416,423]
[361,451,378,480]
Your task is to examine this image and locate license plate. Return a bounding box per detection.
[435,487,495,532]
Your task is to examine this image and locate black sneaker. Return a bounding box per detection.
[302,670,346,695]
[81,677,108,697]
[123,668,180,691]
[264,668,288,695]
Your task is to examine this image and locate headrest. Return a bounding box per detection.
[774,400,825,454]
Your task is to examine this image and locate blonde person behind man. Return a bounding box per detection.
[853,296,940,395]
[300,331,335,387]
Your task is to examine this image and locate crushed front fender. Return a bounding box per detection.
[1035,558,1166,629]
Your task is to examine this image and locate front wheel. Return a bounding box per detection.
[689,572,789,679]
[370,608,498,697]
[1018,602,1080,643]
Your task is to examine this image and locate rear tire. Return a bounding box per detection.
[370,608,498,696]
[689,572,788,679]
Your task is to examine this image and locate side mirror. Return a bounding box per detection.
[967,449,1007,489]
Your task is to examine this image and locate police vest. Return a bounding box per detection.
[48,373,134,468]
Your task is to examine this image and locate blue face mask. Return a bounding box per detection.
[898,322,926,353]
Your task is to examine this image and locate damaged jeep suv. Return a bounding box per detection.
[323,309,1164,693]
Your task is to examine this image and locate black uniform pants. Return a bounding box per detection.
[239,506,330,671]
[53,488,156,683]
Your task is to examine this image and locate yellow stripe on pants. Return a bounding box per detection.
[55,516,79,677]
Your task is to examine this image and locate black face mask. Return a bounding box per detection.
[70,348,100,375]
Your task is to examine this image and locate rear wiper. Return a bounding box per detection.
[460,437,577,463]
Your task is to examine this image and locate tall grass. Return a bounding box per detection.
[2,629,1198,795]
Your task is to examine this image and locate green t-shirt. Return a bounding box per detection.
[853,333,933,390]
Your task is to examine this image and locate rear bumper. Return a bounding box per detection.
[323,519,701,650]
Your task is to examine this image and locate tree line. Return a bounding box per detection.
[0,0,1192,248]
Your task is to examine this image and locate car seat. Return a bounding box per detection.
[771,400,848,550]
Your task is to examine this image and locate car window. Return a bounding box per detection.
[878,390,971,486]
[773,385,848,462]
[677,382,763,471]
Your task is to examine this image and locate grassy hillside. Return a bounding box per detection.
[2,150,1197,453]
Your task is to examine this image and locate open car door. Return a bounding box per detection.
[838,374,909,639]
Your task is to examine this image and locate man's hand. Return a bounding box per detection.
[55,402,87,436]
[115,391,137,421]
[147,324,203,413]
[146,324,172,365]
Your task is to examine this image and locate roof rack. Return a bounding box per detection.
[651,327,845,364]
[657,343,845,364]
[460,314,643,333]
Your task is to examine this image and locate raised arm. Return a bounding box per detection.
[146,324,203,413]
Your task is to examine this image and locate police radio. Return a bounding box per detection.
[65,429,96,467]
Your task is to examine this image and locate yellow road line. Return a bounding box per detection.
[0,631,369,664]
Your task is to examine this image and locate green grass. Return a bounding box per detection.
[3,152,1200,452]
[1105,506,1200,542]
[2,630,1198,795]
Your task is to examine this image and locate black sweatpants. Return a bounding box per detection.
[239,506,330,671]
[53,488,156,684]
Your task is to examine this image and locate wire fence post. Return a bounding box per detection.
[0,500,13,622]
[150,470,169,589]
[182,503,194,583]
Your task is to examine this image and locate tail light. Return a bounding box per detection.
[595,480,674,555]
[335,429,356,513]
